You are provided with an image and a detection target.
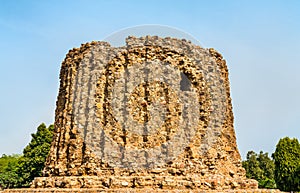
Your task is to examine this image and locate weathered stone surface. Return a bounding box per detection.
[2,36,283,192]
[2,188,284,193]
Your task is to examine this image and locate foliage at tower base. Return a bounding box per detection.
[0,123,53,189]
[272,137,300,192]
[242,151,276,189]
[0,154,20,189]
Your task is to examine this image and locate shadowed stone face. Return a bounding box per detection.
[30,36,258,190]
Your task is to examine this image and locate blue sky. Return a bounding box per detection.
[0,0,299,159]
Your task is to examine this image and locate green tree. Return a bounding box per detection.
[0,154,21,189]
[243,151,263,180]
[16,123,54,187]
[272,137,300,192]
[242,151,276,188]
[256,151,276,188]
[0,154,20,173]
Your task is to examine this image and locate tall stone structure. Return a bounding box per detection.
[4,36,282,192]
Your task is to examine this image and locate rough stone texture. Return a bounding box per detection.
[2,188,284,193]
[2,36,282,192]
[39,36,252,189]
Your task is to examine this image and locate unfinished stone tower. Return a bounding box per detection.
[34,36,259,191]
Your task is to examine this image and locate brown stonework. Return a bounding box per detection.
[2,188,283,193]
[2,36,283,192]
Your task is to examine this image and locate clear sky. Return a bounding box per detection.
[0,0,299,159]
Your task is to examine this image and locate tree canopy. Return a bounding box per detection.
[242,150,276,189]
[0,123,53,189]
[272,137,300,192]
[0,154,21,189]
